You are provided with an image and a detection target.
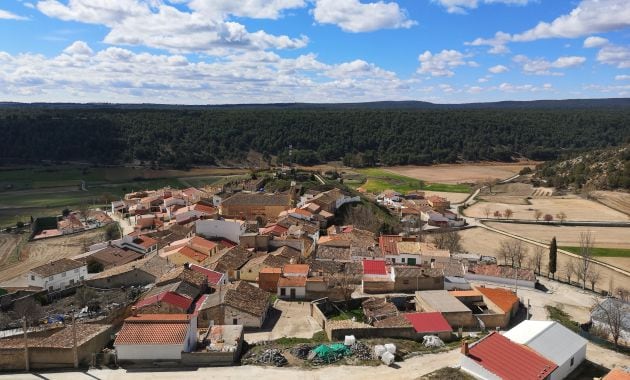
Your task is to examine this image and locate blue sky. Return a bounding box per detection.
[0,0,629,104]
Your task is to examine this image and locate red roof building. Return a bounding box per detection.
[135,291,193,312]
[362,259,388,276]
[379,235,402,255]
[189,264,226,286]
[461,332,558,380]
[403,312,452,333]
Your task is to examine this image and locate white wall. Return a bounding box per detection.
[464,273,536,288]
[196,219,245,244]
[460,355,502,380]
[116,344,184,360]
[27,266,87,291]
[224,306,263,328]
[277,286,306,299]
[548,345,585,380]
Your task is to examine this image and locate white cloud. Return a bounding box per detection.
[0,8,28,20]
[63,40,94,56]
[466,31,511,54]
[513,0,630,42]
[488,64,508,74]
[188,0,306,20]
[311,0,416,33]
[36,0,307,55]
[597,44,630,68]
[583,36,609,48]
[616,75,630,81]
[513,54,585,75]
[417,49,473,77]
[433,0,532,14]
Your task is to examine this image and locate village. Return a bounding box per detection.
[0,169,628,380]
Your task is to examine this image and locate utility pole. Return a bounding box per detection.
[72,311,78,368]
[514,265,519,297]
[22,317,29,372]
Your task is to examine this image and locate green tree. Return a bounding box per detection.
[549,237,557,279]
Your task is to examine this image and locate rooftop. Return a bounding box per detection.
[316,246,352,261]
[475,286,519,313]
[283,264,310,276]
[135,290,193,311]
[157,266,207,289]
[278,276,307,287]
[467,264,536,282]
[88,246,143,267]
[363,260,388,276]
[379,235,402,255]
[114,314,191,345]
[30,258,85,278]
[403,312,453,333]
[221,192,290,207]
[416,290,470,313]
[189,264,225,286]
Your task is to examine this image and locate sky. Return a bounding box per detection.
[0,0,629,104]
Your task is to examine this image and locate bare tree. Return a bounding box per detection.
[592,298,625,349]
[564,259,576,284]
[577,231,594,290]
[483,206,491,219]
[533,210,543,222]
[431,231,462,253]
[334,265,359,307]
[616,287,629,302]
[494,210,502,219]
[544,214,554,222]
[530,246,545,275]
[497,239,527,268]
[504,208,514,220]
[586,269,601,291]
[556,212,567,224]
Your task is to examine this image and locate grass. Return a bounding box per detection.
[546,305,580,332]
[274,331,328,346]
[329,308,365,322]
[561,246,630,258]
[421,367,476,380]
[352,168,470,194]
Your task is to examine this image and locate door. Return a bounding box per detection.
[290,288,296,299]
[408,257,417,266]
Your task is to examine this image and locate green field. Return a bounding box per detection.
[352,168,470,194]
[561,246,630,258]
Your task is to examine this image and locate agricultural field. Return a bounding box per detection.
[465,195,630,221]
[352,168,470,194]
[591,191,630,215]
[0,233,24,267]
[385,162,536,185]
[0,228,109,284]
[0,165,248,227]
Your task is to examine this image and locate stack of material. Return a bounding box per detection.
[312,343,350,365]
[290,344,313,360]
[350,341,372,360]
[256,349,288,367]
[422,335,445,348]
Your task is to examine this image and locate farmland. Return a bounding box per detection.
[385,162,536,185]
[591,191,630,215]
[352,168,470,194]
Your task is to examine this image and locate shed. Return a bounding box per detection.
[415,290,473,328]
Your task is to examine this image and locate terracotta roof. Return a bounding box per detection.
[395,266,443,278]
[603,369,630,380]
[88,253,169,281]
[350,246,383,259]
[283,264,309,276]
[189,264,225,286]
[466,332,558,380]
[114,314,191,346]
[467,264,536,282]
[373,315,412,328]
[317,246,352,261]
[192,203,216,214]
[449,289,482,297]
[475,286,519,313]
[145,280,199,300]
[222,281,269,317]
[379,235,402,255]
[135,291,193,311]
[30,258,85,278]
[278,276,307,287]
[207,246,252,272]
[363,260,388,276]
[260,224,288,236]
[189,236,218,250]
[0,324,109,349]
[221,192,290,207]
[403,312,452,333]
[88,247,143,267]
[157,266,207,289]
[132,235,158,249]
[260,267,282,274]
[176,245,209,263]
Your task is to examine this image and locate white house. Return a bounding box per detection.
[195,218,245,244]
[113,234,159,255]
[114,313,197,361]
[277,276,307,300]
[503,320,587,380]
[27,258,87,291]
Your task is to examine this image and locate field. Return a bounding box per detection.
[353,168,470,194]
[385,162,537,184]
[0,165,248,227]
[591,191,630,215]
[561,246,630,258]
[422,191,470,204]
[0,228,109,284]
[0,234,24,267]
[465,195,630,221]
[457,226,630,289]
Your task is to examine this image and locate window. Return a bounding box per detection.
[30,275,35,281]
[232,318,238,325]
[80,276,84,280]
[570,357,574,366]
[401,258,405,263]
[280,288,286,296]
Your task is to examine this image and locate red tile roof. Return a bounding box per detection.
[475,286,519,313]
[189,264,224,286]
[190,236,218,250]
[114,314,191,345]
[192,203,216,215]
[133,235,158,249]
[135,291,192,311]
[178,246,209,263]
[192,294,208,315]
[278,276,307,287]
[283,264,309,276]
[363,259,388,275]
[379,235,401,255]
[403,312,452,333]
[603,369,630,380]
[466,332,557,380]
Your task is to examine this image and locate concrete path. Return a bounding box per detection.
[245,300,322,343]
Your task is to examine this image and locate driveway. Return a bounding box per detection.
[245,300,322,343]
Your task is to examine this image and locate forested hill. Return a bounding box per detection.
[536,145,630,190]
[1,106,630,168]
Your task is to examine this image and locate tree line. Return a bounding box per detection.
[1,107,630,168]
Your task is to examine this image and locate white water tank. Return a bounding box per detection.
[384,343,396,355]
[374,345,386,357]
[381,351,395,365]
[344,335,356,346]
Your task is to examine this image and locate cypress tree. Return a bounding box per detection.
[549,237,557,279]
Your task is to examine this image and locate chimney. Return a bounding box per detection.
[461,341,469,356]
[131,306,138,317]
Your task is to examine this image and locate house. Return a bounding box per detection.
[114,314,197,361]
[316,246,352,262]
[350,246,384,261]
[427,196,450,211]
[135,288,194,314]
[26,258,87,291]
[239,253,289,282]
[393,267,444,292]
[205,246,253,281]
[83,246,143,271]
[403,312,453,341]
[188,264,228,288]
[156,266,208,292]
[283,263,310,277]
[465,264,537,288]
[377,190,402,206]
[415,290,473,328]
[259,267,282,292]
[394,241,423,265]
[219,192,291,222]
[379,235,402,256]
[591,298,630,344]
[475,286,519,318]
[278,276,307,300]
[362,259,395,294]
[449,288,516,329]
[115,234,159,254]
[197,281,269,328]
[162,245,209,266]
[86,254,170,288]
[503,320,587,380]
[195,219,246,244]
[460,332,558,380]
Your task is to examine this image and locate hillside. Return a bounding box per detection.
[536,145,630,190]
[1,105,630,168]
